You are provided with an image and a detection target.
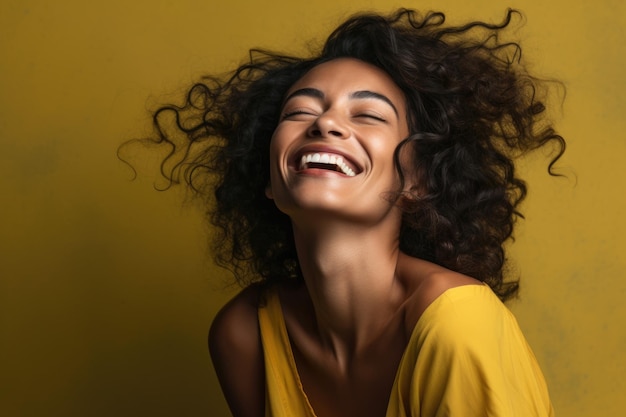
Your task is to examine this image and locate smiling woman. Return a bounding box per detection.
[266,58,409,226]
[138,8,565,417]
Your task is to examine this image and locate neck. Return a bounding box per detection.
[291,217,406,362]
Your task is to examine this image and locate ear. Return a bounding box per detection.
[265,182,274,199]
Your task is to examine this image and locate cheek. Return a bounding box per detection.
[266,130,289,200]
[268,125,291,161]
[368,134,403,172]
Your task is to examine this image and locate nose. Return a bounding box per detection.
[307,111,348,139]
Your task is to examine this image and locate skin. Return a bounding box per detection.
[209,58,481,417]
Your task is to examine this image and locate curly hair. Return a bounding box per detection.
[143,8,565,301]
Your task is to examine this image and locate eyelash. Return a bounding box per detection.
[282,110,386,123]
[357,113,386,122]
[282,110,315,119]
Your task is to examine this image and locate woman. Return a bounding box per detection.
[148,8,564,417]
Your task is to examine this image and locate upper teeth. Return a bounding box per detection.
[299,153,356,177]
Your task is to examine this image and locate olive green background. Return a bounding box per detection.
[1,0,624,416]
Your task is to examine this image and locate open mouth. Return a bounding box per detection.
[298,152,357,177]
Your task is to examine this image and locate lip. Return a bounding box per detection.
[290,145,363,175]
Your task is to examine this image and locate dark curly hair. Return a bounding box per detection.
[140,8,565,301]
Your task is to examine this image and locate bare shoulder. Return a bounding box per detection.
[398,253,484,335]
[209,284,265,417]
[209,283,263,354]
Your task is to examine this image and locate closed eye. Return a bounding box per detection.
[282,109,317,120]
[355,113,387,122]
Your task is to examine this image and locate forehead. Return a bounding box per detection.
[286,58,406,107]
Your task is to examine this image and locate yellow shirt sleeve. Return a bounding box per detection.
[386,285,554,417]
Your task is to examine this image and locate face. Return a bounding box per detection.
[267,58,410,226]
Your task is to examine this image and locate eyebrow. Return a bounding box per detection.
[283,88,400,118]
[350,90,399,117]
[284,88,324,103]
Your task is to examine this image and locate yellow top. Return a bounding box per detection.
[258,285,554,417]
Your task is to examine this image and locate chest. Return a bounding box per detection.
[288,326,408,417]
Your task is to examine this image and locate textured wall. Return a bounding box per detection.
[1,0,624,416]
